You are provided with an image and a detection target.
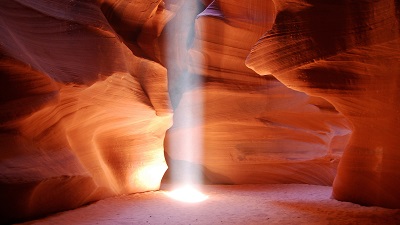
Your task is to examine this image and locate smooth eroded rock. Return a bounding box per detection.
[0,0,172,223]
[247,0,400,208]
[164,0,351,186]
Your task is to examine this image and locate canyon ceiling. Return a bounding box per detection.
[0,0,399,223]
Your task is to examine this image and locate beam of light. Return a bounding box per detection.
[164,1,207,201]
[165,185,208,203]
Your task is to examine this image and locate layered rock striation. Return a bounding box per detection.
[1,0,399,223]
[247,0,400,208]
[0,0,172,223]
[164,0,351,185]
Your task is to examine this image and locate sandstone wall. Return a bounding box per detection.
[2,0,398,223]
[0,0,172,223]
[247,0,400,209]
[164,0,351,185]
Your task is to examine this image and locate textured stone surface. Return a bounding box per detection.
[0,0,172,223]
[164,0,350,185]
[1,0,399,223]
[247,0,400,208]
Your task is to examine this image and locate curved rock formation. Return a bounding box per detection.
[247,0,400,208]
[2,0,398,223]
[164,0,351,185]
[0,0,172,223]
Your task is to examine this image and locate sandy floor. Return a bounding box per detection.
[19,184,400,225]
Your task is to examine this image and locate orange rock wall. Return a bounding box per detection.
[247,0,400,208]
[164,0,351,185]
[0,0,172,223]
[1,0,399,223]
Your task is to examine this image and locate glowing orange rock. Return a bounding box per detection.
[164,0,351,186]
[247,0,400,208]
[0,0,172,223]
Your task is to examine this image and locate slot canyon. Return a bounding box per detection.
[0,0,399,224]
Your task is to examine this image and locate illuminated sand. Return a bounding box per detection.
[21,184,400,225]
